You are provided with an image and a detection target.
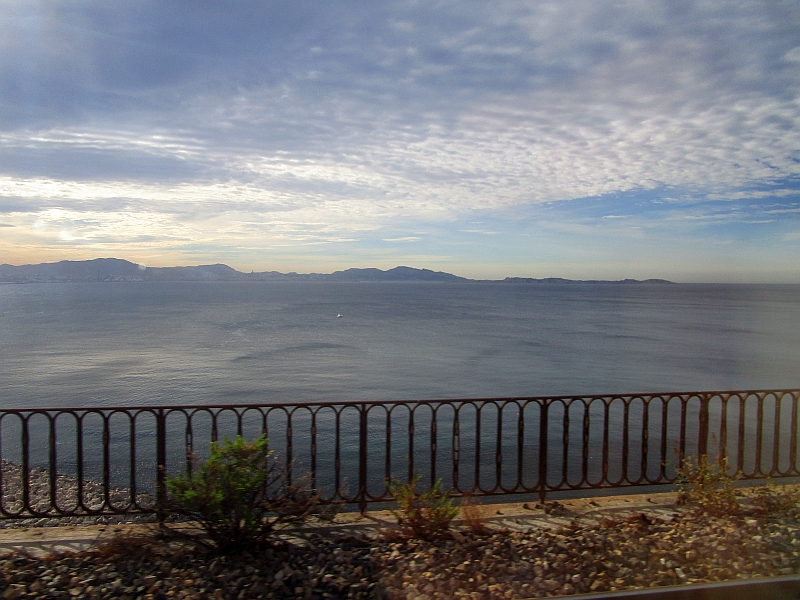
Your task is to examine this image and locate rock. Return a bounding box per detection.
[451,531,467,544]
[2,586,25,600]
[4,486,800,600]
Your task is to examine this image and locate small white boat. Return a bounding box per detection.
[336,313,343,318]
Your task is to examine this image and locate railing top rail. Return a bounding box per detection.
[1,388,798,413]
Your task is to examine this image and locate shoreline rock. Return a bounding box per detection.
[1,460,156,529]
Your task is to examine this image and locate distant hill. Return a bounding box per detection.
[327,266,468,282]
[0,259,245,283]
[0,258,673,284]
[501,276,675,284]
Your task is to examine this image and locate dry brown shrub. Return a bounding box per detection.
[387,476,459,541]
[78,528,166,562]
[676,455,739,515]
[744,480,800,514]
[380,526,409,542]
[460,492,490,536]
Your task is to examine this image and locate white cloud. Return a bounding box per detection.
[1,0,799,277]
[784,47,800,63]
[766,207,800,214]
[707,189,800,200]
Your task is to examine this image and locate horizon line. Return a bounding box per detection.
[3,256,799,284]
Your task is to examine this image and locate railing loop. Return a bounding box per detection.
[0,389,798,521]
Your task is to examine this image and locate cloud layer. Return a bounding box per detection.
[1,0,799,279]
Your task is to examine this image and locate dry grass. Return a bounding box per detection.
[459,493,490,536]
[89,528,165,561]
[387,476,459,541]
[675,455,739,515]
[743,480,800,515]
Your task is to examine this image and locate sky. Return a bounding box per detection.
[1,1,799,282]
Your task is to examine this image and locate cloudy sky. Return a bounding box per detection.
[1,0,799,281]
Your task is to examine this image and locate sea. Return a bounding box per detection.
[1,281,799,409]
[2,281,800,497]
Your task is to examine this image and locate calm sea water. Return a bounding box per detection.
[1,281,799,409]
[2,281,800,496]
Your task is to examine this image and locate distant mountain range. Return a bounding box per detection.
[0,258,674,284]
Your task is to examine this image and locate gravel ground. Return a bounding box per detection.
[2,506,800,599]
[0,461,156,529]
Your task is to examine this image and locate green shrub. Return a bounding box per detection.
[387,475,459,540]
[675,454,739,515]
[166,434,319,553]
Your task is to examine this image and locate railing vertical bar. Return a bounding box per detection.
[641,399,649,483]
[334,409,342,501]
[259,409,270,502]
[772,393,781,476]
[385,409,392,498]
[791,393,799,474]
[286,409,294,487]
[430,405,438,489]
[719,395,729,466]
[698,393,710,459]
[602,399,611,484]
[474,403,481,493]
[358,404,368,513]
[48,414,57,513]
[129,413,137,510]
[102,413,111,511]
[678,396,688,462]
[561,402,569,488]
[185,413,193,477]
[21,415,30,515]
[538,400,548,503]
[516,402,524,491]
[621,399,630,484]
[453,407,461,493]
[156,408,167,523]
[496,403,503,492]
[737,394,746,475]
[310,408,317,492]
[660,397,669,481]
[76,413,85,513]
[262,409,270,455]
[408,408,415,484]
[755,393,765,477]
[581,401,590,486]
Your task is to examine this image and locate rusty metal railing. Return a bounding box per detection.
[1,389,798,520]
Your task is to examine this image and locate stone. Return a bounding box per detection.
[1,586,25,600]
